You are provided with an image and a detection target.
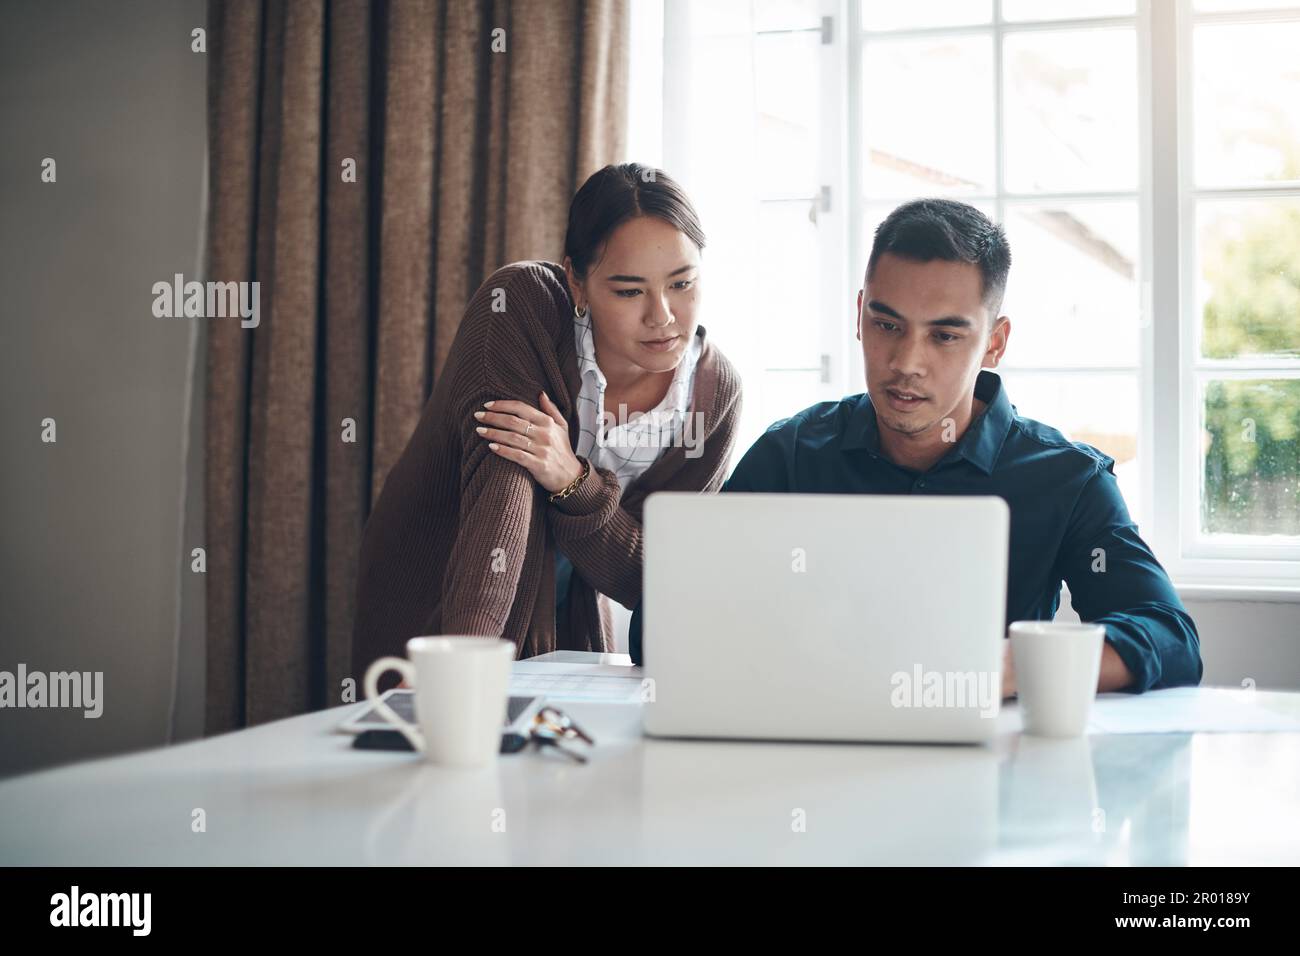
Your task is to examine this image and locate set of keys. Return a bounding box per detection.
[501,705,595,763]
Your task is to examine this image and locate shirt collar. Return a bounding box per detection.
[574,308,604,384]
[840,369,1013,475]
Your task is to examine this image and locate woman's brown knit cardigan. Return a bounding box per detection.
[351,260,742,675]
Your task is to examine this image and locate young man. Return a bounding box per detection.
[630,198,1202,696]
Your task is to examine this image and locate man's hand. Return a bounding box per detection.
[1001,631,1133,699]
[475,393,583,494]
[1097,640,1134,692]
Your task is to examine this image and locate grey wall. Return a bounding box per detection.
[0,0,207,777]
[1183,599,1300,691]
[1057,590,1300,690]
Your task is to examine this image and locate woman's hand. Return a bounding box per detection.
[475,392,584,494]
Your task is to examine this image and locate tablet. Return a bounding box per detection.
[337,689,544,736]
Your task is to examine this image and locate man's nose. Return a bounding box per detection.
[889,331,927,377]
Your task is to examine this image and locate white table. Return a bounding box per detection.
[2,652,1298,865]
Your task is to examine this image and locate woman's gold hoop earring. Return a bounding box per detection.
[573,304,587,320]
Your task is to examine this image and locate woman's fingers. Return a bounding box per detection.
[538,391,566,428]
[475,425,535,450]
[481,399,549,427]
[474,411,541,440]
[475,395,579,494]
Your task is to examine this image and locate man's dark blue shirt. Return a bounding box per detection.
[629,370,1202,693]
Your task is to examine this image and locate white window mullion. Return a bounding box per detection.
[1136,0,1157,548]
[1148,0,1184,574]
[819,0,851,400]
[993,0,1006,227]
[846,0,866,396]
[660,0,692,182]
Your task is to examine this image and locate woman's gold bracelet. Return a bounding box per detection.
[549,458,590,502]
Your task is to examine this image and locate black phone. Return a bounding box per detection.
[352,728,531,754]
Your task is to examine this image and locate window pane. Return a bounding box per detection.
[759,369,823,436]
[862,36,995,197]
[755,0,823,32]
[860,0,991,31]
[1003,29,1137,193]
[686,0,761,37]
[1194,0,1300,11]
[1001,202,1140,367]
[998,371,1142,524]
[758,201,822,369]
[1002,0,1135,20]
[1197,199,1300,360]
[755,31,821,198]
[1202,379,1300,537]
[1193,21,1300,186]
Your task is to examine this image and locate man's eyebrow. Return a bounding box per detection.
[606,264,696,282]
[867,300,906,321]
[867,300,973,328]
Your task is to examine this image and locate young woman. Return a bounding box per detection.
[352,163,742,676]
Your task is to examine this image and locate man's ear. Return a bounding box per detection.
[982,315,1011,369]
[855,289,864,341]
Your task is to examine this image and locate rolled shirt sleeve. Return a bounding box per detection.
[1055,461,1203,693]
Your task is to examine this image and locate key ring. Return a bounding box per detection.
[525,706,595,762]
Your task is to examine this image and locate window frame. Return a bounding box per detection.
[1169,0,1300,581]
[652,0,1300,589]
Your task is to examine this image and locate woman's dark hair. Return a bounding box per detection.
[563,163,706,280]
[868,198,1012,316]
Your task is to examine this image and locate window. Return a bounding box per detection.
[630,0,1300,588]
[1177,0,1300,573]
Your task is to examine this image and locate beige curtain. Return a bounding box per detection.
[204,0,628,734]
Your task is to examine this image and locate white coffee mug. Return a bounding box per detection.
[1009,621,1105,738]
[363,636,515,767]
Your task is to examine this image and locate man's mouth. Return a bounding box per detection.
[884,387,927,410]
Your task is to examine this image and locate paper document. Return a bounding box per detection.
[1080,687,1300,735]
[509,661,647,703]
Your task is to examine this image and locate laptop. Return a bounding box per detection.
[641,492,1010,744]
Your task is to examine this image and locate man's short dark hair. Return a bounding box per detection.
[867,198,1012,318]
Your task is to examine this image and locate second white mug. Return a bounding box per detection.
[1009,621,1105,738]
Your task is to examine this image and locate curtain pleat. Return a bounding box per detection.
[204,0,262,734]
[321,0,373,721]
